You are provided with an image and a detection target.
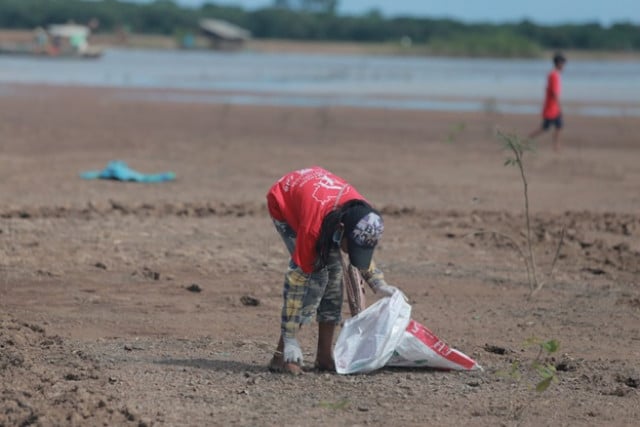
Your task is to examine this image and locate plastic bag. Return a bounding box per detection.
[334,291,411,374]
[387,319,482,371]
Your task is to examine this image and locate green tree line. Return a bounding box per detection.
[0,0,638,53]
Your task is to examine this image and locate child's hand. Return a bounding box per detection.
[374,283,401,297]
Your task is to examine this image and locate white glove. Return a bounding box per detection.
[283,336,303,364]
[374,283,401,297]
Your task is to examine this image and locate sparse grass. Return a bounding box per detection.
[318,399,350,410]
[496,130,566,298]
[463,130,565,298]
[446,122,466,143]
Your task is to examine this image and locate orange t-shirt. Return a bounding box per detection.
[543,69,561,119]
[267,167,366,273]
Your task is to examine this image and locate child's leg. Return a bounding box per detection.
[316,322,336,371]
[529,118,549,140]
[552,115,563,152]
[271,264,329,374]
[552,128,561,151]
[315,249,344,371]
[269,219,304,374]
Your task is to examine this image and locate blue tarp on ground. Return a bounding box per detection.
[80,160,176,183]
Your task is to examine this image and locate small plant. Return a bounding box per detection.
[318,399,350,410]
[499,338,560,392]
[527,338,560,392]
[477,130,565,298]
[499,130,540,295]
[446,121,466,143]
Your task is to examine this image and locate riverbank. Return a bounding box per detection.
[2,29,640,60]
[92,34,640,60]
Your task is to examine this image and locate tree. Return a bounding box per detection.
[272,0,338,14]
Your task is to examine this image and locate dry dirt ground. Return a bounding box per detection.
[1,84,639,426]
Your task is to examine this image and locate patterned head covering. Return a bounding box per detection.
[342,204,384,269]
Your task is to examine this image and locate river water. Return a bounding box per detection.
[1,48,639,116]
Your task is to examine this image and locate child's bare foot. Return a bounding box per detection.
[314,357,336,372]
[268,354,303,375]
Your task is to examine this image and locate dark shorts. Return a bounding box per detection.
[542,114,563,130]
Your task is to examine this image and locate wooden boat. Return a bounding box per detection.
[0,42,103,59]
[0,24,103,59]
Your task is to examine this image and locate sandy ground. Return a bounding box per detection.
[1,84,639,426]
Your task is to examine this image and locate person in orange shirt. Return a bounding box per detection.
[529,53,567,151]
[266,167,402,375]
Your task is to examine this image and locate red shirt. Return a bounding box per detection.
[543,69,561,119]
[267,167,366,273]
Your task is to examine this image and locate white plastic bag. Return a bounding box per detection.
[387,319,482,371]
[334,291,411,374]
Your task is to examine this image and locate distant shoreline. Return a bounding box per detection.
[2,29,640,60]
[104,35,640,61]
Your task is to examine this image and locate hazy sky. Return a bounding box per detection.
[164,0,640,25]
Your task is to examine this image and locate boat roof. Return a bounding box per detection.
[48,24,90,38]
[199,19,251,41]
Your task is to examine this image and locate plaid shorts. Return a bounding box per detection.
[273,220,344,333]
